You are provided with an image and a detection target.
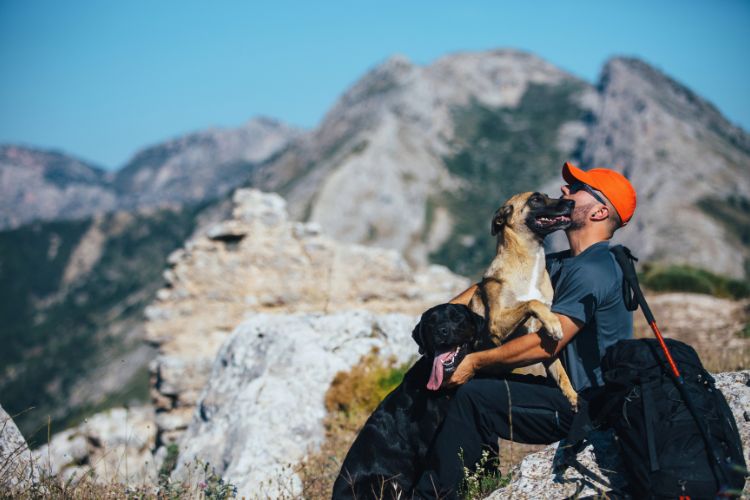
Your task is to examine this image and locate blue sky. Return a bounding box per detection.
[1,0,748,170]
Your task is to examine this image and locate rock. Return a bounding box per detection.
[145,188,468,448]
[33,405,158,485]
[487,371,750,498]
[1,403,39,492]
[171,311,420,497]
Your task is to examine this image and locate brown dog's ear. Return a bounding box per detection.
[491,205,513,236]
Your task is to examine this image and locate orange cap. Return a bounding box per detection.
[562,161,637,226]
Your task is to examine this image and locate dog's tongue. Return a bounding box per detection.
[427,351,455,390]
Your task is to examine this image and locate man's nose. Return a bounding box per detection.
[561,184,570,195]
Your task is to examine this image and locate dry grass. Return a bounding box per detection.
[296,348,412,499]
[1,445,236,499]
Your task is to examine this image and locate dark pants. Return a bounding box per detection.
[414,374,576,499]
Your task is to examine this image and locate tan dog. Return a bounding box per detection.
[468,191,578,410]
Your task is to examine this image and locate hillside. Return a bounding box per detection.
[0,204,206,437]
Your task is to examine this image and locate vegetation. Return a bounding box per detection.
[0,203,206,440]
[297,348,412,499]
[431,81,590,278]
[639,263,750,299]
[459,449,512,499]
[1,457,237,500]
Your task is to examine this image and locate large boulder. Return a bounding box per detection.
[1,403,39,492]
[171,310,420,497]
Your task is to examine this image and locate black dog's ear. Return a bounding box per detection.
[411,320,425,355]
[491,205,513,236]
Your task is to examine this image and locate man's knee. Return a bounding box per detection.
[452,378,509,415]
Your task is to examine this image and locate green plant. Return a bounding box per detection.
[196,460,237,499]
[459,448,511,499]
[158,443,180,485]
[640,263,750,299]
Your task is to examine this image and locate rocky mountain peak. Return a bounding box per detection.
[600,57,750,153]
[0,145,118,230]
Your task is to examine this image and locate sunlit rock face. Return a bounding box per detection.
[171,311,420,497]
[145,188,468,451]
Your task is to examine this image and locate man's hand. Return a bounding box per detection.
[443,313,583,389]
[445,353,478,388]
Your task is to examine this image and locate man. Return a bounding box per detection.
[414,162,638,499]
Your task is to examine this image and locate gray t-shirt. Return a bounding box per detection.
[546,241,633,392]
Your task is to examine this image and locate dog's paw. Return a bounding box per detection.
[568,392,579,413]
[541,316,564,341]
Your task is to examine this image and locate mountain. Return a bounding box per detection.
[3,51,747,277]
[0,117,300,231]
[0,204,205,437]
[0,146,117,231]
[260,50,749,279]
[114,117,301,209]
[580,57,750,277]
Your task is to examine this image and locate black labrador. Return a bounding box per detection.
[331,303,491,499]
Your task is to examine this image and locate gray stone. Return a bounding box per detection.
[1,403,39,492]
[171,311,420,497]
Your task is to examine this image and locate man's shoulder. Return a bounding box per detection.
[552,243,621,284]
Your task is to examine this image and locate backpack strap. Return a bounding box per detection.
[641,381,660,472]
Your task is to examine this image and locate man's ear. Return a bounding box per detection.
[491,205,513,236]
[411,320,425,355]
[590,204,609,222]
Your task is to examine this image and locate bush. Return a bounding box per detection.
[640,264,750,299]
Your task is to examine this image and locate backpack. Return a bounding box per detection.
[600,338,746,498]
[596,246,747,498]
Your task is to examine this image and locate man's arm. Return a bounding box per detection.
[446,313,582,387]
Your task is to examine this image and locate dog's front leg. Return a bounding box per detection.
[545,358,578,411]
[525,300,564,341]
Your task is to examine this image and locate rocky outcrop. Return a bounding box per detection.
[1,404,38,492]
[172,311,419,496]
[145,188,468,449]
[33,405,158,485]
[487,371,750,498]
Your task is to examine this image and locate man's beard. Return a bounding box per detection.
[567,202,594,231]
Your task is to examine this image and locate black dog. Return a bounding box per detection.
[331,303,491,499]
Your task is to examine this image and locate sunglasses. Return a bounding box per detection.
[568,181,607,205]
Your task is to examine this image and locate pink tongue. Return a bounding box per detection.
[427,351,455,390]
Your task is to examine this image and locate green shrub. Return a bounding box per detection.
[640,264,750,299]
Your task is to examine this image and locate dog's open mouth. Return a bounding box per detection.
[534,214,571,229]
[427,345,466,390]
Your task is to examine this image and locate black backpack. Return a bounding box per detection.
[600,338,746,498]
[596,246,747,498]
